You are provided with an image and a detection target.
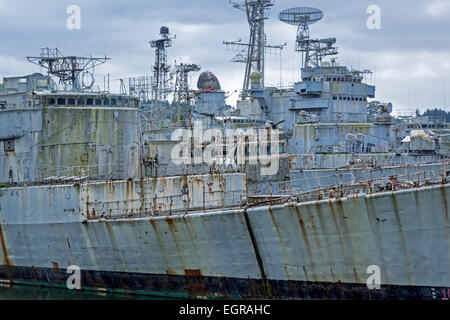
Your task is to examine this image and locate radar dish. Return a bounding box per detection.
[278,7,324,26]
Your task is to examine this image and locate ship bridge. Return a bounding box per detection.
[35,91,139,109]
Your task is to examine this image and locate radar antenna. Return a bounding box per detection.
[26,47,110,91]
[224,0,285,97]
[278,7,338,68]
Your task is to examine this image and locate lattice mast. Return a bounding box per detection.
[173,63,201,124]
[150,26,175,101]
[226,0,275,97]
[129,76,152,102]
[174,63,201,105]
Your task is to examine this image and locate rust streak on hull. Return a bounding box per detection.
[0,224,10,266]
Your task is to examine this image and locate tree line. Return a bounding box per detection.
[415,108,450,122]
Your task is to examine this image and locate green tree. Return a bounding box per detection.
[422,108,450,122]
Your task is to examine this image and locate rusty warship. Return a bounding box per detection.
[0,3,449,300]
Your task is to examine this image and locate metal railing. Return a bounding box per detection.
[84,189,246,220]
[248,161,450,206]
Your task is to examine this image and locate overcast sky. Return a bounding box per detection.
[0,0,449,113]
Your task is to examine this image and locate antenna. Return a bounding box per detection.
[224,0,285,97]
[444,80,447,109]
[173,63,201,125]
[129,76,152,102]
[26,47,110,91]
[174,63,201,105]
[150,26,176,102]
[278,7,338,68]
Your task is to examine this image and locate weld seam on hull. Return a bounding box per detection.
[242,208,272,299]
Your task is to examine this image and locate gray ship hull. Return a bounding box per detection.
[0,180,449,299]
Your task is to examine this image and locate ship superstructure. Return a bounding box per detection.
[0,48,140,185]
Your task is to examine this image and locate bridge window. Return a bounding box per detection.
[95,98,102,106]
[86,98,93,106]
[110,98,117,106]
[103,99,110,106]
[4,139,14,152]
[57,98,66,106]
[47,98,56,105]
[67,98,76,105]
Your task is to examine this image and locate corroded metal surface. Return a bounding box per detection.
[0,182,448,298]
[247,184,450,287]
[0,173,246,224]
[80,173,246,219]
[0,98,140,184]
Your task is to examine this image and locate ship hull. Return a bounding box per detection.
[0,182,449,300]
[0,265,444,300]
